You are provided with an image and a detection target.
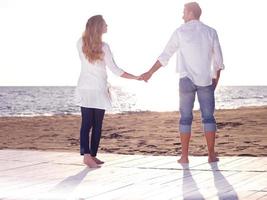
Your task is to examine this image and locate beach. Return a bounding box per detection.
[0,106,266,157]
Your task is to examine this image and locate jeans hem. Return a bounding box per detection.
[203,123,217,133]
[179,124,191,133]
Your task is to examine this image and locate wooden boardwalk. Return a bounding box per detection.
[0,149,266,200]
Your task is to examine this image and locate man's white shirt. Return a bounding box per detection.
[158,20,224,86]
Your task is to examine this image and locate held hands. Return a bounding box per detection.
[137,60,161,82]
[138,71,153,82]
[132,72,152,82]
[132,75,142,80]
[125,70,153,82]
[122,71,152,81]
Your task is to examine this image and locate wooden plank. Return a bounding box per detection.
[0,149,267,200]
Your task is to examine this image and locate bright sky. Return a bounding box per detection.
[1,0,267,87]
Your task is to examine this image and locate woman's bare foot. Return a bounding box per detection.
[92,157,104,164]
[83,155,99,168]
[177,156,189,164]
[208,153,219,163]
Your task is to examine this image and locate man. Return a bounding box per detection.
[140,2,224,163]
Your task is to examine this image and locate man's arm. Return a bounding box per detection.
[140,60,162,82]
[212,30,224,89]
[140,30,179,82]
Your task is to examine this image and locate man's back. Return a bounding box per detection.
[177,20,218,86]
[158,19,223,86]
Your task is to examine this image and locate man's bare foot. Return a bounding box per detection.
[208,154,219,163]
[83,155,100,168]
[92,157,104,164]
[177,156,189,164]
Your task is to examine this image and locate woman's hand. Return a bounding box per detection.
[121,72,141,80]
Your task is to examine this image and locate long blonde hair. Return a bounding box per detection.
[82,15,105,63]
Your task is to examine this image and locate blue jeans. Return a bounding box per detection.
[179,77,216,134]
[80,107,105,156]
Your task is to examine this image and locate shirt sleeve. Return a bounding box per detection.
[76,38,83,60]
[103,43,125,76]
[212,30,225,72]
[158,30,180,66]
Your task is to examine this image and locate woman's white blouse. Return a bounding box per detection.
[75,38,125,110]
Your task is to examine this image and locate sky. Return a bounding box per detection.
[1,0,267,87]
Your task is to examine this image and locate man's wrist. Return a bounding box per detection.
[147,70,153,76]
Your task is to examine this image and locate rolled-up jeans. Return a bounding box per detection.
[179,77,216,134]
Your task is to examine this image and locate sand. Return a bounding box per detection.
[0,106,267,157]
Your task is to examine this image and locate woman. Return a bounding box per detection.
[75,15,139,168]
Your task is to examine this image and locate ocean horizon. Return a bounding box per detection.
[0,86,267,117]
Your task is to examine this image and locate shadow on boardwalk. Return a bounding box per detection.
[181,162,239,200]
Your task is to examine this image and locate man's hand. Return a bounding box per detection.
[212,78,218,89]
[213,69,221,89]
[139,72,153,82]
[138,60,162,82]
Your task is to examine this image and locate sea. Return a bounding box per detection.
[0,86,267,117]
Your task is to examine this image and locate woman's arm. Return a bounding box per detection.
[121,72,139,80]
[103,43,140,80]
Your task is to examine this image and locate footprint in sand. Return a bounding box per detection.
[137,140,146,147]
[236,146,248,150]
[67,138,79,145]
[146,144,157,148]
[222,134,230,138]
[217,122,243,129]
[218,142,228,145]
[103,133,123,139]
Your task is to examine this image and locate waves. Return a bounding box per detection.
[0,86,266,116]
